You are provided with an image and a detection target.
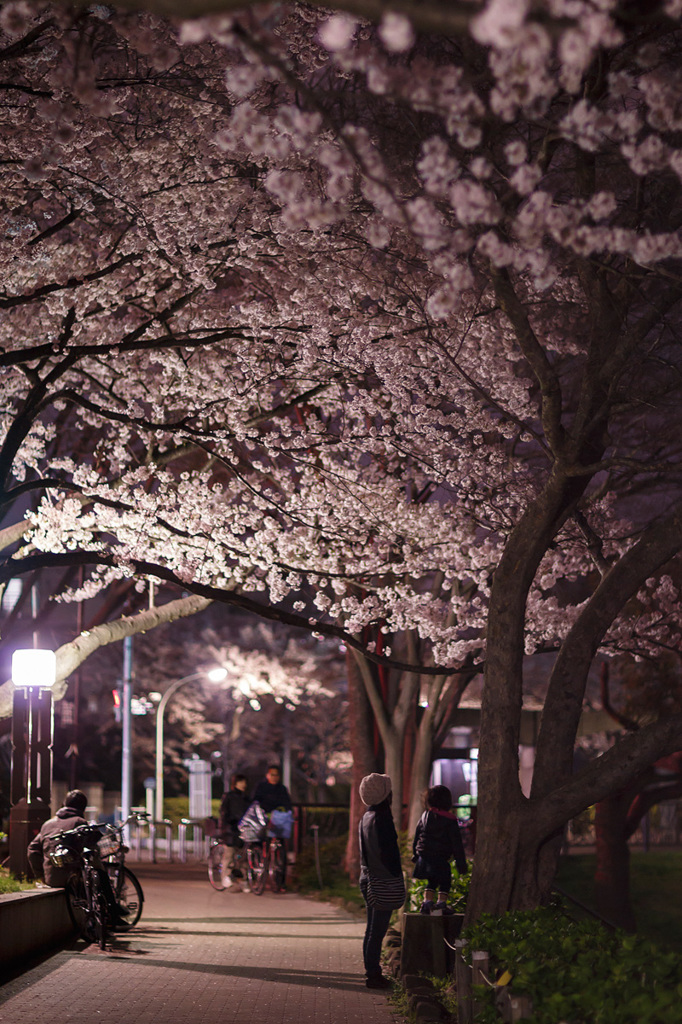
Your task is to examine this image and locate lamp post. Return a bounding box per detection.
[154,667,227,822]
[9,649,57,877]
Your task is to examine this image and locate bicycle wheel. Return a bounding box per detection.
[108,864,144,929]
[65,870,91,940]
[208,841,229,891]
[270,841,286,892]
[247,843,267,895]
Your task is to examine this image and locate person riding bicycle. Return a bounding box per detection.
[252,765,292,888]
[253,764,292,813]
[218,773,251,889]
[27,789,89,887]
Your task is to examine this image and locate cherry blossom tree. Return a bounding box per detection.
[2,0,682,921]
[590,657,682,930]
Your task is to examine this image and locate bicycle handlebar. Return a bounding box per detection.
[56,810,149,843]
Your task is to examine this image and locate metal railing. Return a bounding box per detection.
[124,803,350,863]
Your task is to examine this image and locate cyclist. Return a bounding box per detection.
[252,765,292,888]
[218,772,251,889]
[253,764,292,813]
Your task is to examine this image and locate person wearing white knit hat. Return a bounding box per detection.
[357,773,405,990]
[359,773,392,808]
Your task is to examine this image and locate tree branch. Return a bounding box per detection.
[0,549,478,676]
[534,712,682,835]
[0,593,212,719]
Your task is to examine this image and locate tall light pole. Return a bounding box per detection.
[9,649,56,877]
[154,667,227,821]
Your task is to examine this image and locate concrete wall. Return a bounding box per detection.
[0,888,74,970]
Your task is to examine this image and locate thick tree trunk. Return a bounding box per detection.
[594,791,636,931]
[345,648,380,880]
[465,801,547,921]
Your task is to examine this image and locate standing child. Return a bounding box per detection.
[412,784,468,915]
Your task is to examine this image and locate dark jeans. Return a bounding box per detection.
[361,879,393,978]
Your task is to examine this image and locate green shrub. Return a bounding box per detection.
[294,833,348,888]
[407,868,471,912]
[300,806,350,838]
[462,906,682,1024]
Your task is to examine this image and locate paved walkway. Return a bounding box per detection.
[0,862,404,1024]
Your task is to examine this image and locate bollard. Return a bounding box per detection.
[178,821,188,862]
[179,818,206,861]
[311,824,322,888]
[130,817,142,860]
[163,818,174,861]
[455,939,472,1024]
[472,949,490,1017]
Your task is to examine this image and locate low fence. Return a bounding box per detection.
[126,804,350,864]
[454,942,533,1024]
[567,799,682,848]
[127,816,208,863]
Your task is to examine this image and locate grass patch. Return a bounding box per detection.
[556,850,682,952]
[0,868,36,894]
[387,983,413,1019]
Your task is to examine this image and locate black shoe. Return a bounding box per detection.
[366,974,392,989]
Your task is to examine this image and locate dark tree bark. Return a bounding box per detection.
[466,476,682,923]
[594,788,637,931]
[591,662,682,931]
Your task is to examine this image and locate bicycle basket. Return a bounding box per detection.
[48,844,80,868]
[238,801,268,842]
[268,809,294,839]
[97,833,121,858]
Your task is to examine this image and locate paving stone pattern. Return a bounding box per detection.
[0,862,404,1024]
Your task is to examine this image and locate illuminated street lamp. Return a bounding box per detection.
[9,649,57,877]
[154,667,228,821]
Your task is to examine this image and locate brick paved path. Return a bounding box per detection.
[0,862,403,1024]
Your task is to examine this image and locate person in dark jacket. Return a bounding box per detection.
[218,773,251,889]
[412,784,468,915]
[219,773,251,838]
[358,773,403,990]
[252,764,292,888]
[27,789,88,887]
[252,764,292,813]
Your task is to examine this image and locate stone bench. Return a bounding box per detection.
[400,911,464,977]
[0,888,74,972]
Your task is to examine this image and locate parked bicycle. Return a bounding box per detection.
[50,811,147,949]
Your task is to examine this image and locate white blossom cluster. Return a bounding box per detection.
[1,1,682,670]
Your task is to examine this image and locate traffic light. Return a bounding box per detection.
[112,687,121,723]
